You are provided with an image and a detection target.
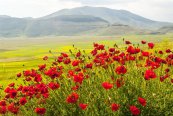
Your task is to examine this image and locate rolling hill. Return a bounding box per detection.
[0,6,173,37]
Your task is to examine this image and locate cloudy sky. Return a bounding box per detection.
[0,0,173,22]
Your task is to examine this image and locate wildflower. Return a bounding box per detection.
[141,40,146,44]
[61,53,68,57]
[7,103,19,114]
[86,63,93,69]
[38,64,46,71]
[34,74,42,83]
[115,66,127,75]
[125,41,131,44]
[73,74,84,84]
[9,89,17,98]
[48,82,60,90]
[130,106,140,116]
[35,107,46,115]
[97,45,105,50]
[23,70,31,77]
[72,85,79,91]
[138,97,146,106]
[0,106,6,114]
[127,46,136,54]
[141,51,150,57]
[102,82,113,90]
[19,97,27,105]
[8,83,15,87]
[148,42,154,49]
[171,79,173,83]
[0,100,6,106]
[76,52,81,57]
[144,69,157,80]
[66,92,79,104]
[64,58,71,64]
[72,60,80,66]
[43,56,48,60]
[158,50,163,54]
[79,103,88,110]
[109,48,115,52]
[115,78,124,88]
[111,103,120,112]
[17,73,21,77]
[166,49,171,53]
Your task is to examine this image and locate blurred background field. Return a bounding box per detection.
[0,34,173,85]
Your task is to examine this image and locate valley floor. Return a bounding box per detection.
[0,34,173,86]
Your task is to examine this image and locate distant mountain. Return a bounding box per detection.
[0,16,28,37]
[0,6,173,37]
[25,15,108,36]
[43,6,172,29]
[157,26,173,33]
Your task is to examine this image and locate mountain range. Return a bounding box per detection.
[0,6,173,37]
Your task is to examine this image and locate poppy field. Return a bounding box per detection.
[0,35,173,115]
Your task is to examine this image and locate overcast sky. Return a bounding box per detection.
[0,0,173,22]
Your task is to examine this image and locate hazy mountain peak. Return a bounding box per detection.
[0,6,173,37]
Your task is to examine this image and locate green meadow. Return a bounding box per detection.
[0,34,173,86]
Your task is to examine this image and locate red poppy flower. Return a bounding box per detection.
[141,51,150,57]
[64,58,71,64]
[141,40,146,44]
[34,74,42,83]
[66,92,79,104]
[0,106,6,114]
[111,103,120,112]
[158,50,163,54]
[97,45,105,50]
[73,74,84,84]
[109,48,115,52]
[72,85,79,91]
[76,52,81,57]
[9,89,17,98]
[165,68,170,73]
[17,73,21,77]
[57,56,63,62]
[138,97,146,106]
[148,42,154,49]
[38,64,46,71]
[79,103,88,110]
[86,63,93,69]
[102,82,113,90]
[61,53,68,57]
[160,76,165,82]
[8,83,15,87]
[23,70,31,77]
[115,78,124,88]
[43,56,48,60]
[130,106,140,116]
[115,66,127,75]
[7,103,19,114]
[19,97,27,105]
[127,46,136,54]
[91,49,97,56]
[35,107,46,115]
[144,69,157,80]
[171,79,173,83]
[48,82,60,90]
[72,60,80,66]
[0,100,6,106]
[125,41,131,44]
[166,49,171,53]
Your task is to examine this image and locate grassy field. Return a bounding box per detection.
[0,34,173,86]
[0,34,173,115]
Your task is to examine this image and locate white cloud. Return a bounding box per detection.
[0,0,173,22]
[0,0,82,18]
